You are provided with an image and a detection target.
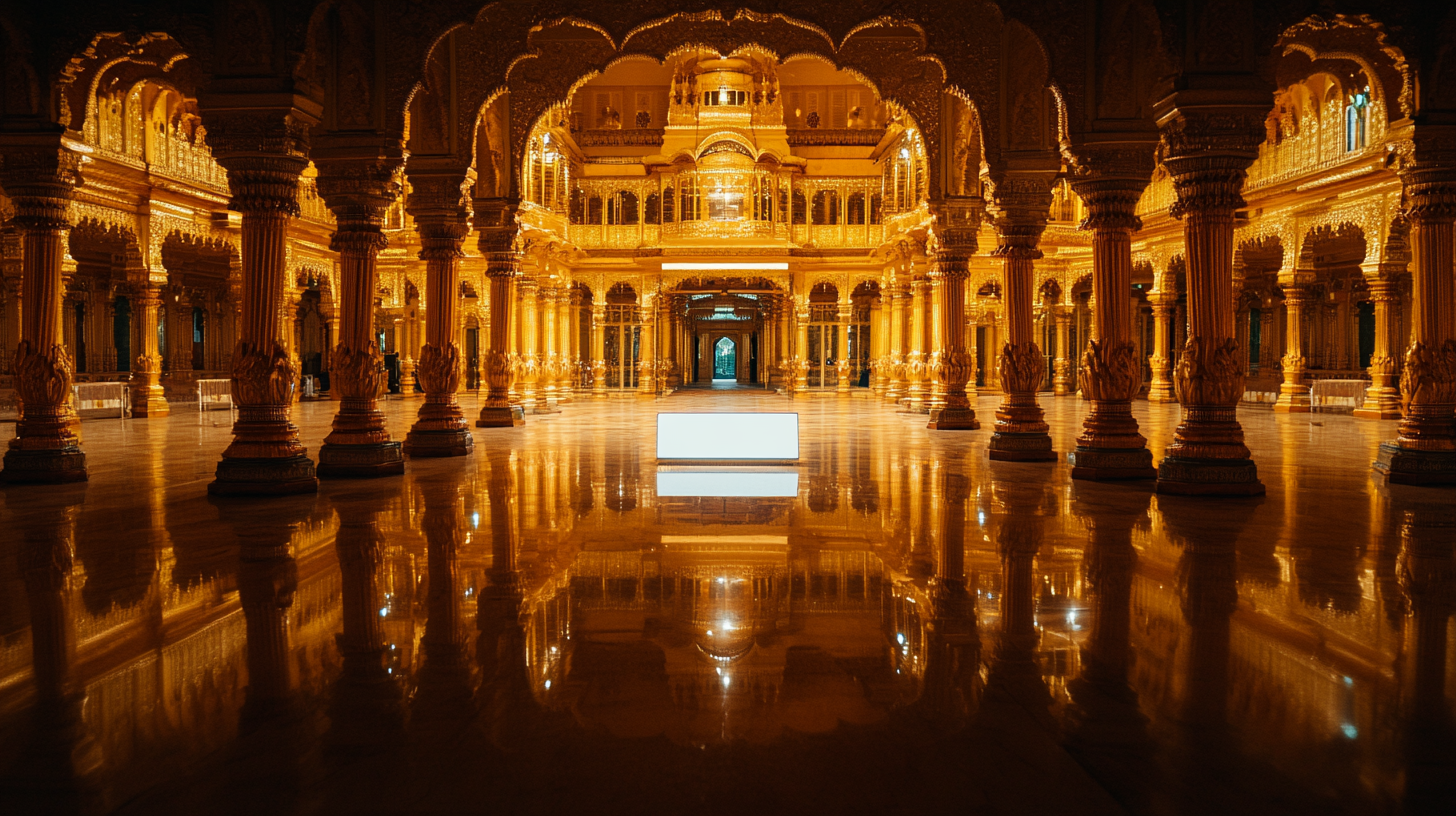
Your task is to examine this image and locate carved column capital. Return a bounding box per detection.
[1156,107,1265,219]
[315,153,403,243]
[928,196,982,272]
[1391,128,1456,226]
[985,175,1054,258]
[1066,141,1155,232]
[0,140,84,229]
[204,111,317,215]
[477,199,524,279]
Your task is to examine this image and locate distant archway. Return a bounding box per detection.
[713,336,737,380]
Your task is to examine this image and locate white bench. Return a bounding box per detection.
[1310,379,1369,412]
[73,382,130,419]
[197,378,235,423]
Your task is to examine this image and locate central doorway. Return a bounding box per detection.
[714,336,737,380]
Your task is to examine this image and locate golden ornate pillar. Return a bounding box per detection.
[402,175,473,458]
[792,300,810,395]
[559,287,578,402]
[516,278,539,410]
[1146,291,1177,403]
[1051,306,1071,397]
[868,295,886,397]
[987,178,1056,461]
[1355,276,1402,419]
[885,282,907,404]
[927,277,945,411]
[204,114,319,496]
[637,291,656,396]
[966,310,980,399]
[476,206,525,427]
[927,201,981,430]
[1273,283,1311,412]
[590,301,607,397]
[130,287,169,418]
[1068,152,1157,479]
[905,275,929,412]
[1376,132,1456,484]
[313,158,405,476]
[1153,100,1265,496]
[537,283,558,407]
[0,140,86,483]
[836,302,852,393]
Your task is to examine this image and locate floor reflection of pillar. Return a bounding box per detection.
[1065,485,1156,808]
[10,489,107,812]
[412,470,478,727]
[326,489,407,750]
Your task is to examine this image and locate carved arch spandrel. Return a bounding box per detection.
[394,3,1069,207]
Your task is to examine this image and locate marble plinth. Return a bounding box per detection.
[317,441,405,478]
[1155,455,1265,496]
[1373,443,1456,486]
[476,406,526,427]
[402,428,473,458]
[988,431,1056,462]
[209,454,319,495]
[1,448,88,484]
[927,407,980,430]
[1068,446,1157,481]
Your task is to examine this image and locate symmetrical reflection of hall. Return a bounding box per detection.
[2,398,1452,811]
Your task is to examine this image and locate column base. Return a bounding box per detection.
[316,442,405,479]
[1155,456,1265,496]
[927,408,980,430]
[1353,406,1401,420]
[1373,443,1456,486]
[1146,386,1175,404]
[1,448,88,484]
[987,432,1056,462]
[209,454,318,496]
[132,388,170,418]
[1271,402,1310,413]
[403,429,474,459]
[1068,447,1156,481]
[476,406,526,427]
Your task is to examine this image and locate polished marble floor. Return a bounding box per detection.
[0,390,1452,815]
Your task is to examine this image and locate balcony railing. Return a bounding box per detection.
[575,128,666,148]
[786,128,886,147]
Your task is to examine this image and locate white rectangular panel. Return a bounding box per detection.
[656,412,799,461]
[656,470,799,497]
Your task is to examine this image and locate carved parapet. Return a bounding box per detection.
[1172,336,1244,407]
[1080,339,1142,402]
[998,341,1045,394]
